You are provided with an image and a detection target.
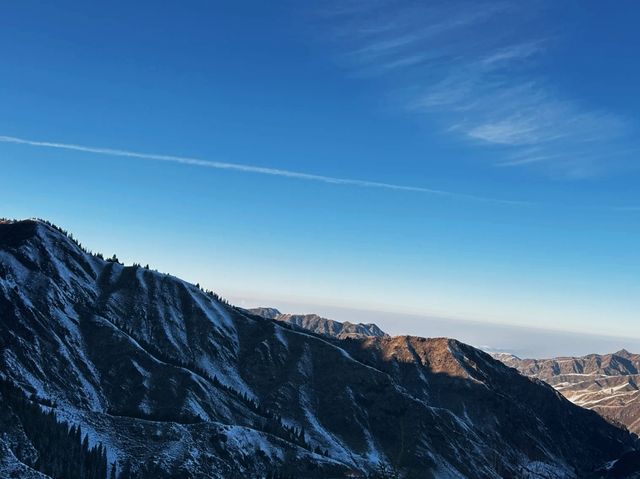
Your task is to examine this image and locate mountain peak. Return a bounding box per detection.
[0,218,43,246]
[494,349,640,436]
[247,306,281,319]
[614,348,634,358]
[249,307,388,339]
[0,218,82,252]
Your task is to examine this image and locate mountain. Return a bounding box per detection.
[0,219,638,478]
[248,308,388,339]
[249,307,282,320]
[495,351,640,434]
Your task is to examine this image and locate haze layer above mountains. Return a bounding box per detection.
[0,219,638,479]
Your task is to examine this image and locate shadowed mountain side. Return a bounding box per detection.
[496,351,640,435]
[0,219,637,478]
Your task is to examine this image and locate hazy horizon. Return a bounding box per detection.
[3,214,637,358]
[2,1,638,349]
[231,295,640,359]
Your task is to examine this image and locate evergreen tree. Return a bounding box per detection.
[0,379,109,479]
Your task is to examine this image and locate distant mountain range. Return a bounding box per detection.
[1,219,639,478]
[256,308,640,438]
[248,308,388,339]
[494,350,640,435]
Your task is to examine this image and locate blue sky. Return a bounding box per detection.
[1,1,639,347]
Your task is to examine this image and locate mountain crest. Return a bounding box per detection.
[249,307,388,339]
[1,219,637,478]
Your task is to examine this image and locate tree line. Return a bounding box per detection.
[0,378,111,479]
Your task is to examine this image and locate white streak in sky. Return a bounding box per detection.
[315,1,634,177]
[0,135,527,205]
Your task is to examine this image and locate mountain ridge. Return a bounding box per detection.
[495,350,640,435]
[0,219,638,478]
[248,307,388,339]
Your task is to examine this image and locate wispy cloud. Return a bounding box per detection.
[479,41,542,68]
[0,135,529,205]
[314,0,636,177]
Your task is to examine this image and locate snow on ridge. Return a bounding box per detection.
[2,350,48,400]
[0,253,37,310]
[185,286,239,348]
[0,251,33,285]
[294,377,379,472]
[299,387,357,468]
[35,226,91,286]
[157,304,188,351]
[361,420,385,467]
[287,328,383,376]
[0,439,52,479]
[196,355,255,402]
[130,360,151,387]
[53,407,121,469]
[224,425,283,461]
[428,455,467,479]
[205,295,236,332]
[273,323,289,350]
[184,392,211,421]
[518,460,575,479]
[54,338,105,411]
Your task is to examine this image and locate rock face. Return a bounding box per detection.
[0,219,638,478]
[248,308,388,339]
[495,351,640,434]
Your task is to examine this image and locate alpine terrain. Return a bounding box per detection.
[0,219,639,478]
[495,351,640,435]
[248,308,388,340]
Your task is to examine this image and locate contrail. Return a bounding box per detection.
[0,135,529,205]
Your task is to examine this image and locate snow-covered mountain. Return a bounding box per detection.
[248,307,388,339]
[1,219,639,478]
[495,350,640,435]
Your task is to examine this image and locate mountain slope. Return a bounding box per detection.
[0,219,637,478]
[248,307,388,339]
[496,351,640,434]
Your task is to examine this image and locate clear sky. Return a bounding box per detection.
[1,1,639,345]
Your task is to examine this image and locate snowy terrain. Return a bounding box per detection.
[1,219,638,478]
[495,350,640,434]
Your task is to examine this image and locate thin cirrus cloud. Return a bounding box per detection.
[0,135,529,205]
[315,0,634,176]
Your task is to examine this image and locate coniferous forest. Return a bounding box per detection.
[0,379,110,479]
